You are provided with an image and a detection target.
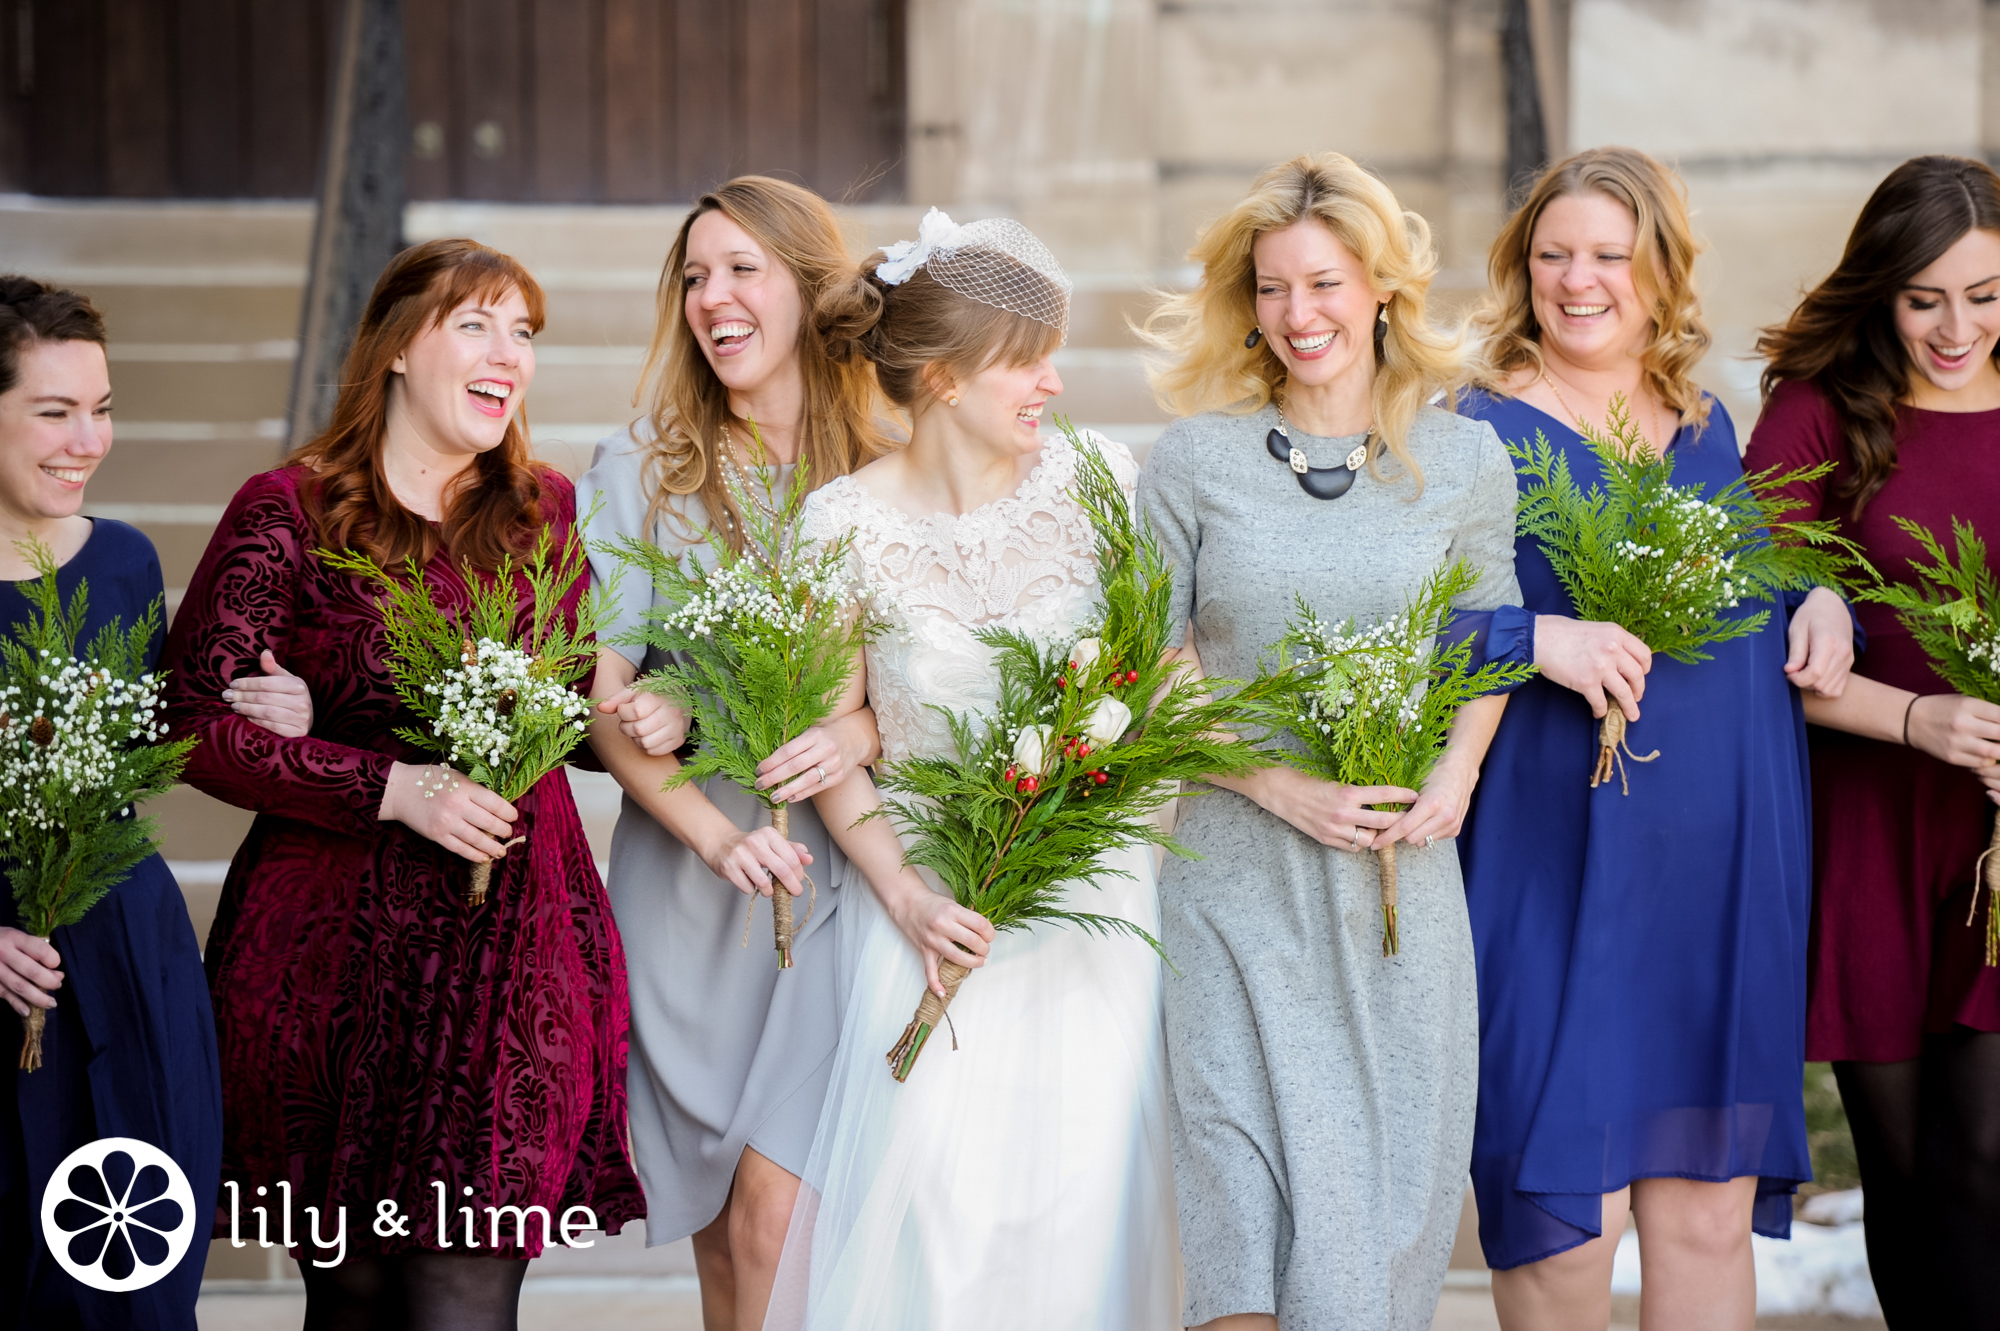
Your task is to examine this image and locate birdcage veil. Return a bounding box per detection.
[875,208,1071,341]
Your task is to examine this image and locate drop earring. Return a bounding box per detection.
[1378,304,1389,324]
[1244,328,1264,349]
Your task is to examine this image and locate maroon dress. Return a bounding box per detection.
[1745,380,2000,1063]
[161,466,643,1256]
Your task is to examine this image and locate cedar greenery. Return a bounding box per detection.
[0,542,196,1069]
[870,422,1293,1081]
[1509,393,1860,791]
[318,517,606,904]
[608,423,873,968]
[1857,516,2000,964]
[1263,560,1535,956]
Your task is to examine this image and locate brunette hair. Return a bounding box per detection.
[1140,152,1466,496]
[0,276,107,396]
[855,258,1064,412]
[638,176,892,549]
[1757,155,2000,516]
[1468,146,1712,432]
[291,239,549,572]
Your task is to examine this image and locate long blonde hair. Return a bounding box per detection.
[637,176,892,548]
[1468,146,1711,430]
[1141,152,1465,495]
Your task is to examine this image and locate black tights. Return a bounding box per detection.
[1835,1028,2000,1330]
[300,1249,529,1331]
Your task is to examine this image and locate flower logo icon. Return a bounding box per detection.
[40,1137,196,1292]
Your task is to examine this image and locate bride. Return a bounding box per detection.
[764,212,1180,1330]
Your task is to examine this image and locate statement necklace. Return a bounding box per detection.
[1539,367,1670,456]
[1267,402,1370,500]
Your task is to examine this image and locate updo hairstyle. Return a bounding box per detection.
[0,276,108,397]
[852,252,1066,413]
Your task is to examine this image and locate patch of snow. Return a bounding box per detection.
[1609,1221,1880,1319]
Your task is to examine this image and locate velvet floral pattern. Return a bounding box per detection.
[162,466,643,1257]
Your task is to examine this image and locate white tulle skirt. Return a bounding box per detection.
[764,841,1181,1331]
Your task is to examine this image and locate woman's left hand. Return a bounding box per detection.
[1377,753,1478,848]
[224,649,313,738]
[757,724,859,803]
[1785,586,1855,699]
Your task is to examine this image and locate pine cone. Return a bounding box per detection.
[29,717,53,747]
[496,688,518,717]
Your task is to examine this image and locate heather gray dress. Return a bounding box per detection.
[1137,403,1523,1330]
[580,425,848,1245]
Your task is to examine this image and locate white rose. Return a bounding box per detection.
[1081,696,1132,748]
[1068,636,1102,673]
[1012,723,1054,773]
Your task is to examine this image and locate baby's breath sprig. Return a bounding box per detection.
[1510,393,1862,792]
[1857,516,2000,965]
[319,510,608,906]
[0,542,196,1071]
[609,420,876,970]
[1261,561,1535,957]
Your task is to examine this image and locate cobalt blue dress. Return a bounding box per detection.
[0,520,222,1329]
[1454,390,1813,1269]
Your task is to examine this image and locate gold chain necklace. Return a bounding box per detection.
[1538,366,1669,456]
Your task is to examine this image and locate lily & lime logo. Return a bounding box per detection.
[40,1137,197,1292]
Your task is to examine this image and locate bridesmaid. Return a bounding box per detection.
[577,175,889,1331]
[1136,152,1533,1330]
[1745,154,2000,1329]
[163,239,643,1329]
[1454,146,1853,1330]
[0,278,223,1328]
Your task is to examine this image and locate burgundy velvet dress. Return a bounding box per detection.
[1745,379,2000,1063]
[160,465,644,1257]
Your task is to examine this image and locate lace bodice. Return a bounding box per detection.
[801,431,1137,764]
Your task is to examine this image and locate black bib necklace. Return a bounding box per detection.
[1267,404,1370,500]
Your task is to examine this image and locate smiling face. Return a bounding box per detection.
[1894,227,2000,401]
[682,209,807,398]
[1526,190,1656,371]
[1251,220,1388,401]
[386,287,536,458]
[0,339,112,525]
[935,346,1065,459]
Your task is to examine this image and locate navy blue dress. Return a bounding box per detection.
[1454,391,1812,1269]
[0,520,222,1329]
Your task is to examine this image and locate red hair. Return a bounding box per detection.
[292,238,550,571]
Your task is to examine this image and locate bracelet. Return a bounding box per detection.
[1903,693,1920,747]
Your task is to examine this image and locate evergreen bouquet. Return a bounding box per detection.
[608,423,873,969]
[0,544,196,1069]
[870,424,1293,1082]
[1857,516,2000,965]
[1262,561,1535,956]
[320,523,604,906]
[1510,395,1856,792]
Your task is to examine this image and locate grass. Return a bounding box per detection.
[1801,1061,1860,1196]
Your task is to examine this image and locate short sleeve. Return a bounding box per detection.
[1135,423,1202,645]
[577,425,659,669]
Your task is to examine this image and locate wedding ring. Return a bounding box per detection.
[1425,835,1435,848]
[816,764,828,785]
[1350,830,1360,850]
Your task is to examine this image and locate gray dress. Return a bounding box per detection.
[579,425,848,1245]
[1136,403,1521,1330]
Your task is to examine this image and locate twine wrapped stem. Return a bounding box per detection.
[771,804,796,969]
[467,835,528,907]
[17,934,50,1071]
[1377,843,1400,957]
[1591,703,1659,796]
[886,958,971,1082]
[1972,814,2000,968]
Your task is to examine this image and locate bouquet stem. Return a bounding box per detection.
[1377,843,1400,957]
[1590,703,1659,796]
[886,958,971,1082]
[771,804,796,969]
[1974,814,2000,968]
[18,935,50,1072]
[467,835,527,907]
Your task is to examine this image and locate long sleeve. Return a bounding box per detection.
[1441,418,1535,680]
[1136,423,1202,646]
[578,426,665,671]
[160,470,394,839]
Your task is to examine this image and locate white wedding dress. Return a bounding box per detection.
[765,431,1181,1330]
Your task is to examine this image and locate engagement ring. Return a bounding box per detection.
[816,765,828,785]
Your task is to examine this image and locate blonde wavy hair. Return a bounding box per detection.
[637,176,893,549]
[1468,146,1711,430]
[1142,152,1466,495]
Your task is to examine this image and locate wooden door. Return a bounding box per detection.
[0,0,906,203]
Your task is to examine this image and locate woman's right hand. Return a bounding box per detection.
[1533,614,1652,719]
[703,824,815,899]
[0,929,60,1018]
[596,684,690,757]
[882,879,994,996]
[1908,693,2000,770]
[379,761,519,863]
[1241,764,1413,852]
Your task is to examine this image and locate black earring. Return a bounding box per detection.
[1244,328,1263,349]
